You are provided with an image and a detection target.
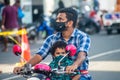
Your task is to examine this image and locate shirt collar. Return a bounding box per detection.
[56,32,62,39]
[56,28,76,38]
[71,28,76,38]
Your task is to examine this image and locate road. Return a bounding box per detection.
[89,31,120,80]
[0,30,120,80]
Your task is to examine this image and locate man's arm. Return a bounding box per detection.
[73,51,86,68]
[1,13,5,30]
[66,34,91,73]
[13,35,53,74]
[27,36,53,66]
[27,54,43,66]
[13,54,43,74]
[66,51,86,73]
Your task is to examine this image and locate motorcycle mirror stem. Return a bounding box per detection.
[58,51,70,68]
[12,44,27,62]
[58,44,77,69]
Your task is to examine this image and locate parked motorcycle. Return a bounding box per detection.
[36,20,54,40]
[23,16,54,41]
[23,23,37,41]
[78,13,100,34]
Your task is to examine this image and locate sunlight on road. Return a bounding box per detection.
[0,64,15,73]
[89,61,120,72]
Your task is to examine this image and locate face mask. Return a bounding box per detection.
[54,22,67,32]
[53,55,66,62]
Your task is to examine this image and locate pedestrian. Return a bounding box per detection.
[13,7,92,80]
[13,0,24,27]
[51,0,65,29]
[49,40,80,80]
[0,1,4,26]
[52,0,65,15]
[1,0,20,52]
[93,0,100,13]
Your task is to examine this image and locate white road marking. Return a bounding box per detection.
[89,49,120,60]
[2,48,120,80]
[2,75,21,80]
[89,61,120,71]
[89,48,120,71]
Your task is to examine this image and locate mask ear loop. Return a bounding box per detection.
[64,20,69,30]
[67,20,73,28]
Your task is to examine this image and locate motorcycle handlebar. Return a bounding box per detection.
[53,69,79,75]
[18,64,79,78]
[19,68,78,75]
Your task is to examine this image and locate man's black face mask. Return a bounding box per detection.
[54,22,67,32]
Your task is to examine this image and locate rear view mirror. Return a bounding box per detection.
[65,44,77,57]
[13,45,22,56]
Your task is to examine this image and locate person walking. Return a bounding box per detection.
[13,7,92,80]
[0,1,4,26]
[13,0,24,27]
[1,0,20,52]
[52,0,65,15]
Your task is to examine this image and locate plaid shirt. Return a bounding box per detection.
[37,28,91,70]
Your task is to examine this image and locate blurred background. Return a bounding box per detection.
[0,0,120,80]
[1,0,120,36]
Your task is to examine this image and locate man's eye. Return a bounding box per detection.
[56,18,63,21]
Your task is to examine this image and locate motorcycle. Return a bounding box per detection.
[23,23,37,41]
[12,44,78,80]
[78,13,100,34]
[23,16,54,41]
[36,20,54,40]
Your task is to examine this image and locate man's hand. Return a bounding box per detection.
[13,66,23,74]
[1,25,5,31]
[13,54,43,74]
[65,64,78,73]
[65,52,86,73]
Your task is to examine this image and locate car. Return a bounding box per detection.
[102,12,120,34]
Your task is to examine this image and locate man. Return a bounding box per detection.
[1,0,20,52]
[13,8,92,80]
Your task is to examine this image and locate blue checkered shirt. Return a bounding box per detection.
[37,28,91,70]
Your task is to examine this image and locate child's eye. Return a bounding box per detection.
[56,52,66,55]
[56,52,60,55]
[61,52,66,54]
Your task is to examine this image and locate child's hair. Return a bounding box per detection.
[50,40,67,56]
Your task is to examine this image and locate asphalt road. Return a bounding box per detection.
[0,30,120,80]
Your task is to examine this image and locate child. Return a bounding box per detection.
[49,40,80,80]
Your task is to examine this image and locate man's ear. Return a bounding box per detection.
[67,20,73,27]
